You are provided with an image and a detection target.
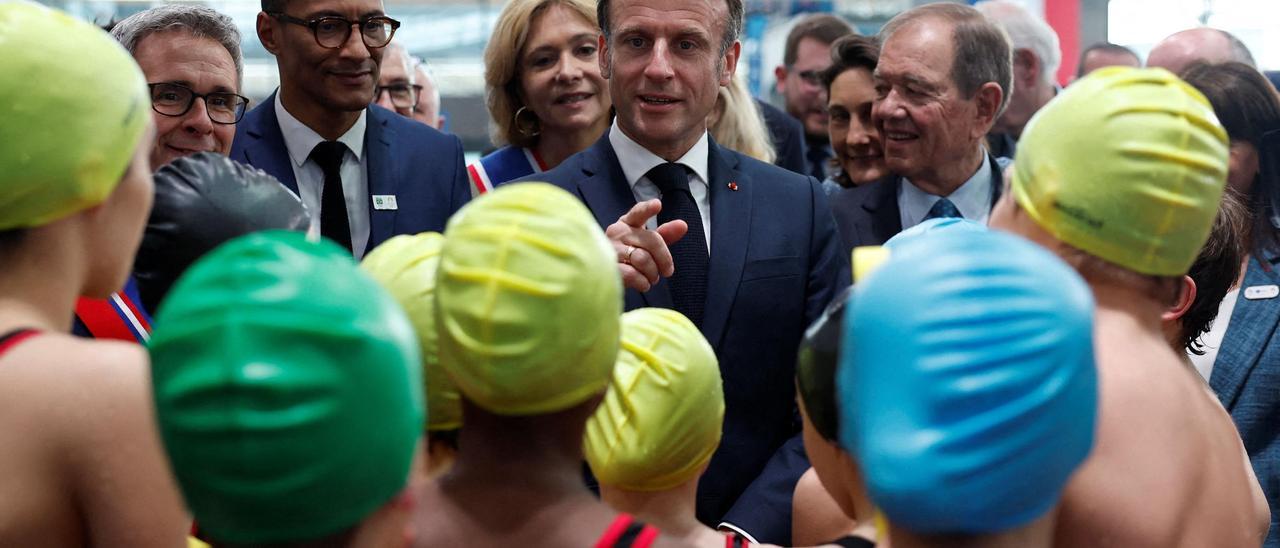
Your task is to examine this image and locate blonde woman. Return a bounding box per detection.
[466,0,611,194]
[709,75,777,164]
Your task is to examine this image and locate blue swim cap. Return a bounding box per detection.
[884,217,987,250]
[838,228,1097,534]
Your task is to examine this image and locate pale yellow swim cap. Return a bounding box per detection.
[0,2,150,230]
[362,232,463,431]
[585,308,724,491]
[436,183,622,416]
[1011,67,1228,276]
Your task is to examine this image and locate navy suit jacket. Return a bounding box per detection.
[1209,250,1280,547]
[229,94,470,252]
[515,135,850,544]
[757,99,808,176]
[828,153,1005,254]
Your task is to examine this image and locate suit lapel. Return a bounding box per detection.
[988,152,1005,208]
[702,141,751,349]
[240,92,299,194]
[862,176,903,245]
[1210,252,1280,409]
[365,108,396,249]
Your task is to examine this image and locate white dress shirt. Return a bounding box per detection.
[609,121,712,252]
[898,152,995,230]
[274,93,372,258]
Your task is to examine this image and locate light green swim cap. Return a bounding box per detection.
[436,183,622,416]
[585,308,724,491]
[1011,67,1229,276]
[362,232,463,431]
[0,2,150,230]
[149,231,425,544]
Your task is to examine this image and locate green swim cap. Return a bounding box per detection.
[436,183,622,416]
[149,231,424,544]
[0,2,150,230]
[585,308,724,491]
[362,232,463,431]
[1012,67,1229,276]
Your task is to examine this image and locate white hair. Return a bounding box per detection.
[975,0,1061,87]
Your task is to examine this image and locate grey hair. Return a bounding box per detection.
[880,3,1013,116]
[111,5,244,87]
[975,0,1061,87]
[383,42,416,84]
[598,0,743,56]
[412,56,443,103]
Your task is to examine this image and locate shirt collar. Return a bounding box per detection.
[274,91,367,168]
[609,120,710,188]
[900,152,993,224]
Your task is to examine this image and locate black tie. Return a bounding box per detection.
[647,163,709,325]
[309,141,353,253]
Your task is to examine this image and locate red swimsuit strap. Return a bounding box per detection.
[0,329,39,357]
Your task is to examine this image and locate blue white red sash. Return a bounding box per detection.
[466,146,547,196]
[73,276,151,343]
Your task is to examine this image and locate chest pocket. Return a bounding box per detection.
[740,256,804,282]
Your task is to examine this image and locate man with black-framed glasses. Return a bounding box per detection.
[773,14,854,181]
[374,42,421,119]
[112,5,245,171]
[231,0,470,259]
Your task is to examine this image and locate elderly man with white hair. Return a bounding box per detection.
[411,58,445,130]
[975,0,1060,160]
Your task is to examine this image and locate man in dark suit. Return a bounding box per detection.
[230,0,469,258]
[514,0,848,542]
[756,98,808,175]
[831,3,1011,250]
[774,14,855,181]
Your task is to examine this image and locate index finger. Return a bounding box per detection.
[618,199,663,228]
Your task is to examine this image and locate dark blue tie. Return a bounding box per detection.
[924,197,962,221]
[309,141,353,253]
[647,163,708,325]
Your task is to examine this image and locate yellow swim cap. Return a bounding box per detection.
[436,183,622,416]
[362,232,463,431]
[1011,67,1228,276]
[0,2,150,230]
[585,308,724,491]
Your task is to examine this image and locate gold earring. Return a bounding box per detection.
[514,106,541,138]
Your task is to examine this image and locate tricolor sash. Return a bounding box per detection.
[73,276,151,343]
[466,146,547,196]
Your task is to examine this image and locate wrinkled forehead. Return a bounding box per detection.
[877,17,956,84]
[611,0,728,36]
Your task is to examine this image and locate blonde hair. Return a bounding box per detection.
[710,75,776,164]
[483,0,599,149]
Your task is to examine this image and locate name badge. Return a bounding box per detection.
[372,195,398,211]
[1244,285,1279,300]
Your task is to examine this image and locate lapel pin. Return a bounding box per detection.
[728,182,739,191]
[1245,284,1279,300]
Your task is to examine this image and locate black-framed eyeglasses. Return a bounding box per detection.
[148,82,250,125]
[269,12,401,49]
[795,69,822,86]
[374,83,423,109]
